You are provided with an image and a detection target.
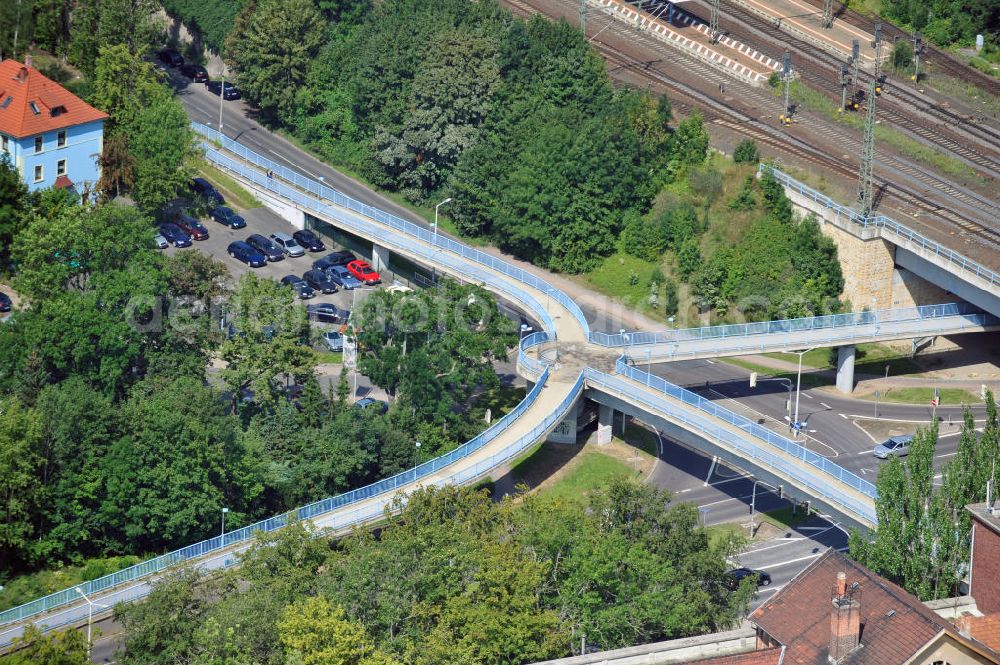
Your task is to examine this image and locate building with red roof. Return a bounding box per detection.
[0,58,107,194]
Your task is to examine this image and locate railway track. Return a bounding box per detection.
[671,0,1000,179]
[501,0,1000,253]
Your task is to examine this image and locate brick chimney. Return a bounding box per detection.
[24,55,32,69]
[829,572,862,663]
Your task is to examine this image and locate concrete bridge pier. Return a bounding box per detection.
[371,243,390,273]
[597,403,621,444]
[836,345,855,394]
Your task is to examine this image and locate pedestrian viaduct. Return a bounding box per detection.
[0,125,996,651]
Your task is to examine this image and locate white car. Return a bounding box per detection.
[269,232,306,258]
[153,233,169,249]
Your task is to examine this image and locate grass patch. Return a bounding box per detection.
[706,522,747,549]
[760,506,810,531]
[763,348,833,369]
[469,384,527,424]
[313,350,343,365]
[195,161,261,210]
[723,357,830,390]
[0,555,143,612]
[583,252,664,320]
[923,73,1000,118]
[534,447,635,505]
[619,422,658,457]
[871,386,980,405]
[762,344,921,375]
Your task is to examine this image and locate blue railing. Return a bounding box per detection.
[518,331,551,378]
[760,164,1000,289]
[589,302,988,347]
[585,361,877,524]
[193,123,592,338]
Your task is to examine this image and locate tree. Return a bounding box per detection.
[116,570,211,665]
[226,0,326,120]
[4,624,88,665]
[0,153,29,269]
[279,596,402,665]
[670,111,709,171]
[127,99,197,212]
[733,139,759,164]
[0,396,43,574]
[68,0,160,77]
[663,278,679,317]
[891,40,914,72]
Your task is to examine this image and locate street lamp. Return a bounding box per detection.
[218,67,227,135]
[790,348,813,437]
[74,587,107,660]
[433,198,452,245]
[221,507,229,540]
[519,323,531,343]
[414,441,422,470]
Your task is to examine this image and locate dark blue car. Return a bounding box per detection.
[227,240,267,268]
[191,177,224,204]
[293,229,326,252]
[158,223,192,247]
[207,80,241,100]
[210,206,247,229]
[0,291,11,312]
[246,234,284,262]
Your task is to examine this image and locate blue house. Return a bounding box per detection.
[0,58,107,196]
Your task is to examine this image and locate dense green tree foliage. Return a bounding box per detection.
[850,391,999,600]
[879,0,997,48]
[160,0,247,54]
[68,0,160,77]
[113,482,751,664]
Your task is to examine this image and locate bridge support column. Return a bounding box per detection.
[836,345,856,394]
[597,404,616,445]
[371,243,390,274]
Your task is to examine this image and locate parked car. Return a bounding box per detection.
[206,80,241,100]
[158,223,192,247]
[873,435,913,459]
[306,303,350,324]
[725,568,771,589]
[346,259,381,285]
[153,233,169,249]
[354,397,388,414]
[312,251,356,272]
[157,48,183,67]
[322,330,344,351]
[0,292,11,312]
[302,269,338,294]
[280,274,316,299]
[292,229,326,252]
[175,214,209,241]
[326,264,363,290]
[210,206,246,229]
[190,177,224,204]
[180,63,208,82]
[269,232,305,258]
[246,234,284,262]
[227,241,268,268]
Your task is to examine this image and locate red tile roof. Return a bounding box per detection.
[750,550,1000,665]
[0,59,107,139]
[686,647,784,664]
[960,614,1000,653]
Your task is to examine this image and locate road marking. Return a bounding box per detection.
[709,476,749,487]
[706,359,715,364]
[743,539,807,555]
[820,403,832,410]
[754,584,785,596]
[757,552,825,570]
[679,488,692,493]
[935,451,958,459]
[804,393,814,400]
[698,496,744,508]
[267,148,323,180]
[704,456,718,486]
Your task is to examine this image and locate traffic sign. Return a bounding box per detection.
[931,387,939,407]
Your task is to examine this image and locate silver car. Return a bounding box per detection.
[873,435,913,459]
[153,233,169,249]
[269,232,306,258]
[323,330,344,351]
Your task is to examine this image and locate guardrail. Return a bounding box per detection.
[589,302,987,347]
[760,164,1000,290]
[193,123,592,337]
[518,331,552,379]
[585,361,877,525]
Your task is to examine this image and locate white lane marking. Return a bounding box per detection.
[706,359,716,364]
[820,403,832,409]
[698,496,743,508]
[804,393,814,400]
[935,451,958,459]
[742,539,808,555]
[755,584,785,595]
[267,148,323,180]
[757,552,825,570]
[704,456,718,486]
[839,413,848,419]
[679,488,692,493]
[709,476,749,487]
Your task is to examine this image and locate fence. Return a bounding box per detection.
[760,164,1000,290]
[518,331,552,379]
[585,360,877,525]
[193,123,591,338]
[589,302,989,347]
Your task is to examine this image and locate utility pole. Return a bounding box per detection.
[839,63,849,113]
[580,0,587,33]
[857,77,878,216]
[779,52,792,125]
[822,0,833,28]
[912,31,922,83]
[710,0,720,43]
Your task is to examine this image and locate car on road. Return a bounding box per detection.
[206,80,241,100]
[180,63,208,83]
[210,206,246,229]
[0,292,11,312]
[354,397,388,414]
[157,48,183,67]
[280,274,316,299]
[325,264,362,290]
[302,269,338,294]
[306,303,350,324]
[190,177,224,204]
[158,223,192,247]
[312,251,356,272]
[346,259,381,285]
[322,330,344,351]
[153,233,168,249]
[246,234,285,262]
[292,229,326,252]
[873,435,913,459]
[269,232,305,258]
[725,568,772,589]
[227,241,268,268]
[175,214,209,241]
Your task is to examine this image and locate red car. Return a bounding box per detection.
[176,214,210,241]
[346,259,380,285]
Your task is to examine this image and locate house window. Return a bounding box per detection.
[34,136,43,153]
[57,160,66,176]
[29,101,40,115]
[34,165,43,182]
[1,136,7,153]
[57,131,66,148]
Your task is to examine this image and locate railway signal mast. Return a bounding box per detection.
[838,63,849,112]
[872,23,884,94]
[857,77,878,217]
[778,52,792,125]
[912,31,922,83]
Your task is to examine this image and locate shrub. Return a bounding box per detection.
[733,139,759,164]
